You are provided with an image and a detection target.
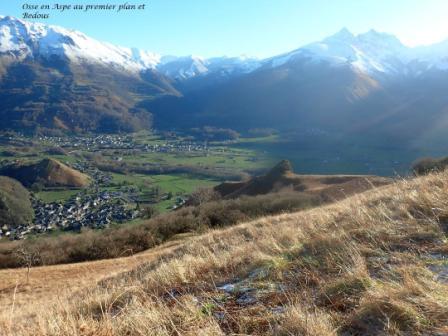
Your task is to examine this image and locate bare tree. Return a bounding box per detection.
[14,248,41,284]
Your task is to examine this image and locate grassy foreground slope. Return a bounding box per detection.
[2,171,448,335]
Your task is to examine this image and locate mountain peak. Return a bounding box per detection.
[358,29,403,45]
[294,27,410,75]
[366,28,380,35]
[0,15,162,71]
[266,160,293,178]
[329,27,355,41]
[0,15,15,22]
[0,15,37,29]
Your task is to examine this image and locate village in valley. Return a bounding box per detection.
[0,131,273,240]
[37,133,210,153]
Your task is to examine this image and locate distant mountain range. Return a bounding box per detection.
[0,15,260,80]
[1,15,448,151]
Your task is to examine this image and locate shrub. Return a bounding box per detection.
[412,156,448,175]
[318,274,372,311]
[140,205,158,219]
[345,299,423,335]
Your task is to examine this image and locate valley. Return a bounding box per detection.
[0,128,392,272]
[2,15,448,159]
[0,126,441,242]
[0,131,274,238]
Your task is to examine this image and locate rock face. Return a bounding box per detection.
[0,176,34,229]
[0,158,91,188]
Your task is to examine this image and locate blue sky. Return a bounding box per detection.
[2,0,448,58]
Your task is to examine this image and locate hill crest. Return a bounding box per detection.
[0,158,90,188]
[214,159,392,200]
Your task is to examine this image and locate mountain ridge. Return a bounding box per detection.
[3,15,448,80]
[2,15,448,145]
[214,160,391,199]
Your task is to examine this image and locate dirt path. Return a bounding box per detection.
[0,237,189,315]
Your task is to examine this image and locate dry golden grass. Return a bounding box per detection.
[2,171,448,335]
[0,238,186,329]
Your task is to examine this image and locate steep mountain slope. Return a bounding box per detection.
[0,16,179,133]
[148,56,384,130]
[0,16,264,133]
[148,29,448,151]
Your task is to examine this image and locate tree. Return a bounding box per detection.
[189,187,220,206]
[30,181,44,193]
[140,205,158,219]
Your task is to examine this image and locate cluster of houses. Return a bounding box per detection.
[33,191,139,230]
[143,142,208,153]
[39,134,136,150]
[2,191,139,240]
[0,225,25,240]
[69,161,112,185]
[38,134,209,153]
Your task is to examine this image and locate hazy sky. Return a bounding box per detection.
[2,0,448,58]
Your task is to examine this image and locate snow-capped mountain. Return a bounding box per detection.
[3,14,448,81]
[157,55,261,80]
[411,40,448,71]
[0,15,183,133]
[157,55,209,80]
[0,16,160,72]
[3,14,448,144]
[0,16,259,78]
[206,56,261,75]
[266,28,448,76]
[146,27,448,147]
